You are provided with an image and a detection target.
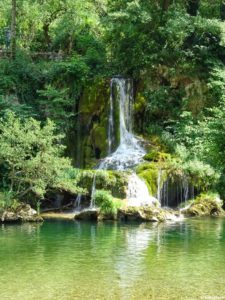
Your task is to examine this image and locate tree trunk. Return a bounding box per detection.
[11,0,16,59]
[187,0,200,16]
[43,23,51,50]
[221,1,225,20]
[162,0,171,11]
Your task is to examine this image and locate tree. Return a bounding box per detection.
[11,0,16,58]
[187,0,200,16]
[0,112,81,206]
[221,0,225,20]
[162,0,171,11]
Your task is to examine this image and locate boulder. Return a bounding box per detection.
[0,204,43,223]
[118,206,177,222]
[182,194,224,217]
[74,208,99,221]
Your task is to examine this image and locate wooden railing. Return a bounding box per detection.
[0,49,64,60]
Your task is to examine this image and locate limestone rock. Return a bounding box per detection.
[0,204,43,223]
[118,206,168,222]
[182,194,224,217]
[74,208,99,221]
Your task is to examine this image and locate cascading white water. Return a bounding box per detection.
[94,77,157,207]
[157,169,162,204]
[100,78,146,171]
[127,173,158,207]
[90,173,97,208]
[108,80,115,155]
[73,194,82,212]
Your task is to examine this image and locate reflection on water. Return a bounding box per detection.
[0,218,225,300]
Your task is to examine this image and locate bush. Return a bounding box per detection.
[0,191,20,211]
[0,111,81,207]
[94,190,121,215]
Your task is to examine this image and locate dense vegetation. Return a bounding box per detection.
[0,0,225,211]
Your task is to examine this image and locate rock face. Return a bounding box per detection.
[0,204,43,223]
[182,195,224,217]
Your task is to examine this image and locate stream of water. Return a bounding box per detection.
[1,218,225,300]
[100,78,145,171]
[91,78,157,207]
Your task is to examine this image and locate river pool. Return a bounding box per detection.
[0,218,225,300]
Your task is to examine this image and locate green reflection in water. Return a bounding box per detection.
[0,218,225,300]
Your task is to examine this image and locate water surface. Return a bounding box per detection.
[1,218,225,300]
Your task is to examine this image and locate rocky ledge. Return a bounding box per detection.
[74,208,99,221]
[74,206,183,222]
[118,206,183,222]
[0,204,43,223]
[182,194,224,217]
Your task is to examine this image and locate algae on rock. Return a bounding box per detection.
[73,79,110,168]
[182,193,224,217]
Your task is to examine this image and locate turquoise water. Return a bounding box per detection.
[1,218,225,300]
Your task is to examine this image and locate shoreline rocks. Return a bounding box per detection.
[182,194,224,217]
[118,206,183,222]
[74,208,99,221]
[0,204,43,223]
[73,206,183,223]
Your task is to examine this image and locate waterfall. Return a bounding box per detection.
[127,173,158,207]
[73,194,82,212]
[108,80,115,155]
[99,78,145,171]
[158,175,195,208]
[90,173,97,208]
[92,77,158,208]
[157,169,162,204]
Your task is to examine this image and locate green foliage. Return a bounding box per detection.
[0,191,20,210]
[77,170,129,199]
[183,191,223,217]
[136,163,159,196]
[38,85,74,128]
[0,0,225,205]
[0,112,81,204]
[144,150,171,162]
[94,189,121,215]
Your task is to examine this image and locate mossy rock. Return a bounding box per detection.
[74,209,99,221]
[118,206,166,222]
[136,162,168,196]
[91,122,108,158]
[0,204,43,223]
[74,79,110,167]
[182,193,224,217]
[77,170,129,199]
[144,150,171,162]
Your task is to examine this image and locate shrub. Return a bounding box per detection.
[94,190,121,215]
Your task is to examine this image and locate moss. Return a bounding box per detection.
[134,93,147,113]
[182,192,224,216]
[136,162,167,196]
[77,169,129,199]
[118,206,166,222]
[91,123,108,158]
[144,150,171,162]
[74,79,110,167]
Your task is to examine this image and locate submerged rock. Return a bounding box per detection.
[0,204,43,223]
[182,194,224,217]
[74,208,99,221]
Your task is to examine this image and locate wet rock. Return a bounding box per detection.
[74,208,99,221]
[118,206,168,222]
[0,204,43,223]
